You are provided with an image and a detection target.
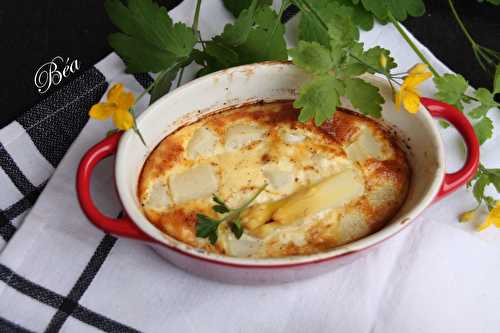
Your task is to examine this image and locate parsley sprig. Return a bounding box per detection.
[289,0,397,124]
[196,185,267,245]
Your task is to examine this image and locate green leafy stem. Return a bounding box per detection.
[196,184,267,244]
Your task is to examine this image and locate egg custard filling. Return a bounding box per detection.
[138,101,410,258]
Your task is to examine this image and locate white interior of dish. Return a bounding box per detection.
[115,62,445,266]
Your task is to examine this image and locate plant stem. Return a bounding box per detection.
[347,52,401,86]
[386,74,396,97]
[265,0,290,50]
[175,0,202,89]
[135,70,167,105]
[481,47,500,60]
[447,0,477,50]
[220,184,268,223]
[129,0,204,145]
[132,114,146,146]
[293,0,328,31]
[448,0,499,72]
[388,12,440,78]
[176,68,185,88]
[236,184,268,213]
[198,36,206,51]
[192,0,202,32]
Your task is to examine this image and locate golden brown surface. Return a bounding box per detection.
[138,101,410,258]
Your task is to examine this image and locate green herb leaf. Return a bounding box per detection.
[196,187,267,243]
[235,6,288,63]
[340,44,396,77]
[223,0,272,17]
[211,194,230,213]
[297,0,333,47]
[108,33,180,73]
[469,164,500,209]
[345,78,384,117]
[289,41,334,74]
[484,196,497,210]
[327,15,359,49]
[205,38,240,68]
[106,0,195,56]
[105,0,196,73]
[296,0,374,46]
[484,0,500,5]
[298,0,358,48]
[469,88,497,119]
[149,66,179,104]
[359,0,426,21]
[198,5,287,75]
[191,49,224,77]
[360,46,397,73]
[493,64,500,95]
[229,219,244,239]
[293,76,344,126]
[336,42,364,76]
[338,63,367,77]
[486,169,500,192]
[474,116,494,145]
[212,194,226,207]
[290,20,387,126]
[208,232,218,245]
[196,214,220,244]
[433,74,468,111]
[473,174,490,204]
[334,0,374,30]
[221,0,258,46]
[212,205,230,214]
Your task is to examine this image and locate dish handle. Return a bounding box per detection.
[76,132,155,241]
[420,97,480,202]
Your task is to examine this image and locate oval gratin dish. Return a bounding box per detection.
[76,62,479,284]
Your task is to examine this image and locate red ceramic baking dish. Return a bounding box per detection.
[76,62,479,284]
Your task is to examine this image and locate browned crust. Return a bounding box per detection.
[138,137,184,200]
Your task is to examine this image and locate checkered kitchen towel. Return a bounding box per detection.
[1,1,500,332]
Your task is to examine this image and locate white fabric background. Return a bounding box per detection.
[1,1,499,332]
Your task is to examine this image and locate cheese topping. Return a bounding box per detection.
[138,101,410,258]
[225,123,266,150]
[169,164,218,203]
[144,181,171,211]
[186,127,219,159]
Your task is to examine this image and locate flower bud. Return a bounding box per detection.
[379,53,388,69]
[459,209,476,223]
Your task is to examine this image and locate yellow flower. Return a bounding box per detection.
[395,64,432,114]
[89,84,135,130]
[478,201,500,231]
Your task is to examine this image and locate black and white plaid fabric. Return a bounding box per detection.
[1,1,499,332]
[0,67,107,248]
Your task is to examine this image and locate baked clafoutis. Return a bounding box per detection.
[138,101,410,258]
